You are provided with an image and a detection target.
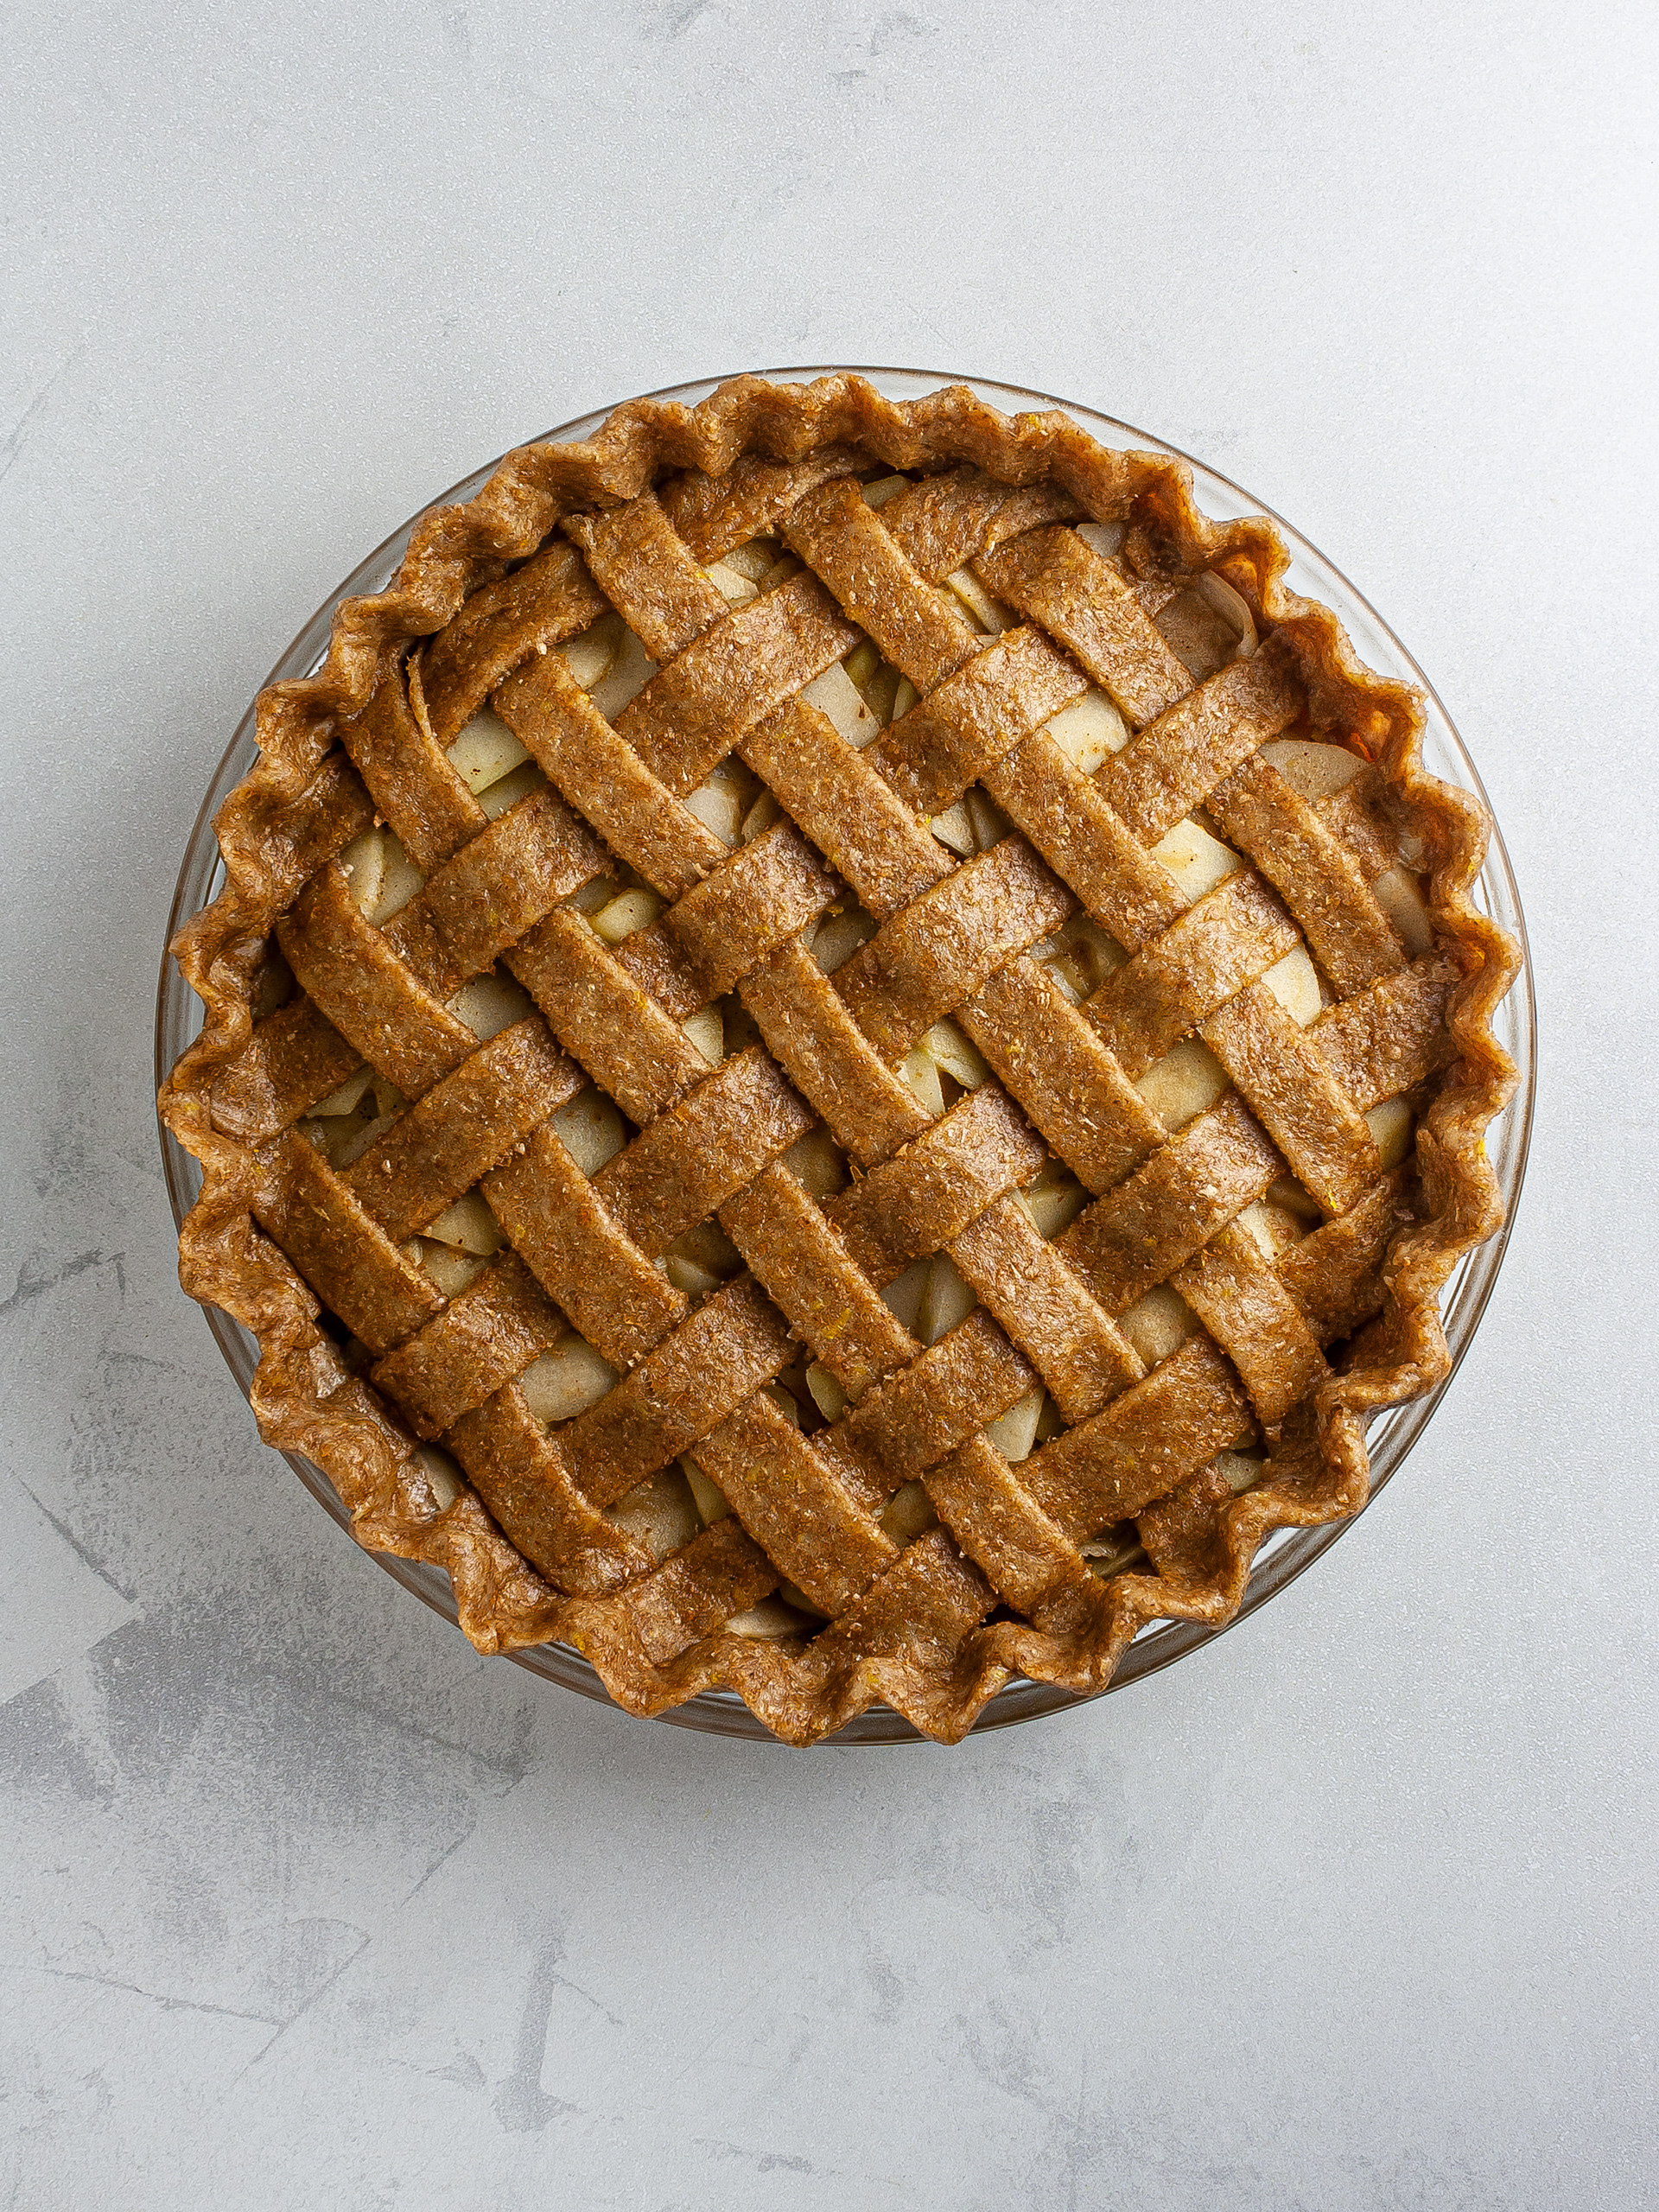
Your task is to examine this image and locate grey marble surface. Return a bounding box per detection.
[3,3,1655,2205]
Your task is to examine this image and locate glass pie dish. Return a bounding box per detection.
[155,366,1535,1743]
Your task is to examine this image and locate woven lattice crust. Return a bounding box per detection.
[161,375,1517,1744]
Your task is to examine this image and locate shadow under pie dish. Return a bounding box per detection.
[158,372,1522,1746]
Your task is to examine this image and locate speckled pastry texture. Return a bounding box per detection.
[160,375,1517,1744]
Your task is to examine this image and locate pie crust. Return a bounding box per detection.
[160,375,1518,1745]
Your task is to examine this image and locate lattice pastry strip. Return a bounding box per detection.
[166,375,1513,1745]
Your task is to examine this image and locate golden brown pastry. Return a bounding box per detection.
[160,375,1517,1744]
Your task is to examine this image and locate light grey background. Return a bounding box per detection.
[3,2,1654,2205]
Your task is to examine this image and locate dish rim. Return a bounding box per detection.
[156,364,1536,1745]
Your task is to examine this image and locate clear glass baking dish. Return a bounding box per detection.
[156,367,1535,1744]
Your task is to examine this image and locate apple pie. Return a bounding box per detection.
[160,374,1517,1744]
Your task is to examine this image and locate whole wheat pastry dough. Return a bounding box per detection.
[161,375,1517,1744]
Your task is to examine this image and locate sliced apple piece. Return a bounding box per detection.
[519,1336,618,1424]
[860,663,904,727]
[1019,1176,1089,1239]
[664,1249,721,1299]
[553,1087,626,1176]
[423,1188,506,1255]
[681,1006,724,1067]
[1365,1096,1414,1168]
[861,474,911,508]
[917,1254,976,1346]
[930,799,976,856]
[1268,1172,1324,1226]
[1081,1528,1144,1577]
[880,1479,939,1541]
[560,615,621,691]
[591,887,666,944]
[1077,520,1126,558]
[1235,1197,1309,1260]
[668,1217,741,1281]
[302,1115,348,1162]
[801,659,880,747]
[1119,1283,1199,1365]
[783,1126,849,1198]
[330,1110,399,1172]
[683,777,742,845]
[449,969,536,1039]
[1371,864,1434,955]
[899,1045,945,1116]
[1058,914,1127,991]
[1030,935,1084,1003]
[588,627,658,720]
[1212,1447,1265,1493]
[965,790,1008,850]
[1046,687,1128,773]
[416,1239,487,1299]
[339,826,426,925]
[804,1362,849,1422]
[703,560,760,607]
[741,790,781,842]
[810,906,876,974]
[1136,1038,1230,1130]
[945,566,1008,633]
[1193,569,1258,658]
[842,639,881,690]
[892,676,919,720]
[763,1382,804,1429]
[1152,817,1243,900]
[369,834,426,923]
[413,1445,465,1512]
[984,1386,1044,1464]
[1155,586,1240,682]
[447,707,530,796]
[920,1018,988,1090]
[682,1456,733,1525]
[726,1597,811,1640]
[721,539,778,583]
[1261,943,1323,1027]
[477,760,548,821]
[880,1254,931,1334]
[338,827,386,915]
[1236,1198,1277,1259]
[605,1465,702,1562]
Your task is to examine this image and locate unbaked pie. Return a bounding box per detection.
[161,374,1517,1744]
